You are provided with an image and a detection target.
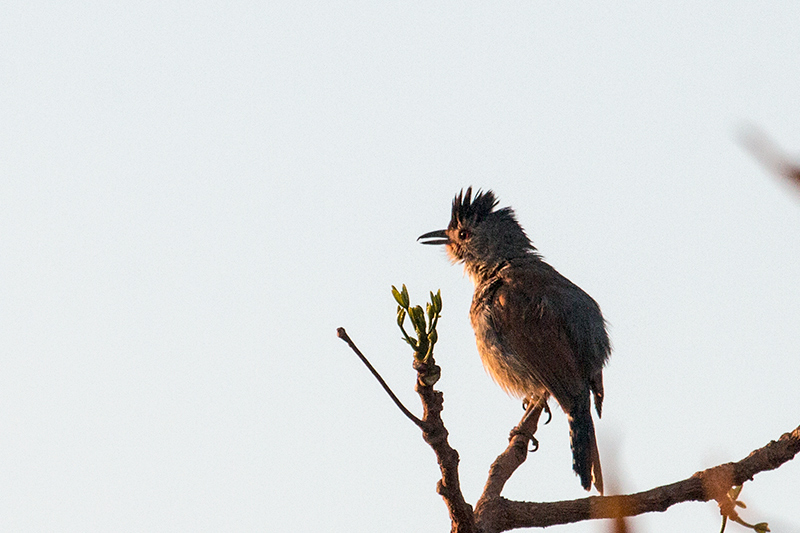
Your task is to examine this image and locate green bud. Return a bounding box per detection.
[401,284,410,308]
[397,307,407,328]
[391,285,405,307]
[429,290,442,314]
[411,306,425,329]
[754,523,770,533]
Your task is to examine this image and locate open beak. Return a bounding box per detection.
[418,229,450,245]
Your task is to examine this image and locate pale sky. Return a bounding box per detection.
[2,2,799,532]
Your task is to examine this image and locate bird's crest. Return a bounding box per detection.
[449,187,498,229]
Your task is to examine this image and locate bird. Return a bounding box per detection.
[418,187,610,493]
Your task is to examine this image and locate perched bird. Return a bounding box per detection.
[418,187,610,493]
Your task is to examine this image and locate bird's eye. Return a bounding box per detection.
[458,229,470,240]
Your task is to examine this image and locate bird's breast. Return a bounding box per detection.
[470,300,545,399]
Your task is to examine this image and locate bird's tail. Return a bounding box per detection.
[567,404,603,494]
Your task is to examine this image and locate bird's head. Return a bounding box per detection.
[418,187,534,278]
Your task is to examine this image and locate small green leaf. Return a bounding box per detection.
[432,290,442,313]
[428,329,438,346]
[391,285,405,307]
[397,307,407,328]
[400,284,410,308]
[410,306,425,329]
[403,337,418,350]
[754,522,770,533]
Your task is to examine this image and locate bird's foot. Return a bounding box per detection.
[509,426,539,452]
[522,396,553,424]
[542,402,552,425]
[522,397,552,425]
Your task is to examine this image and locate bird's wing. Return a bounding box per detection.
[488,271,585,410]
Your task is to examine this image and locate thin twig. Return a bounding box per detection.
[336,327,424,427]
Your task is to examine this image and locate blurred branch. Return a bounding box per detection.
[740,127,800,190]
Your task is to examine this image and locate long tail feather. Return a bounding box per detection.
[568,404,603,494]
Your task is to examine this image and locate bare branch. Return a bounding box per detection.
[338,327,799,532]
[337,328,474,532]
[413,358,476,533]
[479,398,547,504]
[336,327,424,427]
[475,424,800,531]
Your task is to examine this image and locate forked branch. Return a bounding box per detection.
[337,326,799,532]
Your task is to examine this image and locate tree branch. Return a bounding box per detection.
[337,327,799,532]
[336,327,424,427]
[413,358,475,533]
[479,398,547,504]
[337,327,474,532]
[475,424,800,531]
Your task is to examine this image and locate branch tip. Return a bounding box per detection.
[336,327,424,428]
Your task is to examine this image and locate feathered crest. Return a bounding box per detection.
[449,187,498,229]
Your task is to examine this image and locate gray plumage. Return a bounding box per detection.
[419,187,610,493]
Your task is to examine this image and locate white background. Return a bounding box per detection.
[2,2,799,532]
